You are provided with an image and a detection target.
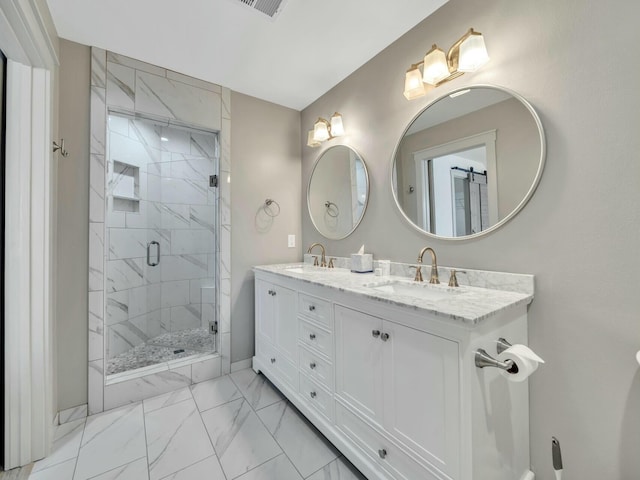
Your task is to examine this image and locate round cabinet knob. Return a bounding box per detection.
[310,391,317,398]
[270,358,276,363]
[272,290,276,296]
[309,305,316,312]
[309,362,317,370]
[309,333,316,340]
[371,330,381,338]
[378,448,387,459]
[381,333,390,342]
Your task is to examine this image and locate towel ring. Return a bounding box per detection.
[53,139,69,157]
[264,198,280,217]
[325,201,339,218]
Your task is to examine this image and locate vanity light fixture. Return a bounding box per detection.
[307,112,345,147]
[307,131,321,148]
[403,64,426,100]
[329,112,344,136]
[313,118,331,142]
[403,28,489,100]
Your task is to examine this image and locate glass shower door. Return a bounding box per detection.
[105,112,218,376]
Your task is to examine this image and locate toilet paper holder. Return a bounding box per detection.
[475,337,516,371]
[496,337,512,355]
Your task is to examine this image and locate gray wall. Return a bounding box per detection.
[230,92,301,363]
[301,1,640,478]
[56,39,90,411]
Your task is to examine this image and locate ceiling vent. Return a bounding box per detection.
[231,0,288,20]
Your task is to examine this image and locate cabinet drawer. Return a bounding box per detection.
[336,404,442,480]
[298,293,332,329]
[299,319,333,359]
[299,345,334,391]
[299,373,334,423]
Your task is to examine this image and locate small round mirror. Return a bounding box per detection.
[308,145,369,239]
[392,85,545,239]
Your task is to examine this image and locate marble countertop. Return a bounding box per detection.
[254,263,534,325]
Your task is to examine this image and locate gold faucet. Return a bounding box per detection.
[307,243,327,267]
[415,246,439,284]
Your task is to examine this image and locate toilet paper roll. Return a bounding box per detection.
[496,344,544,382]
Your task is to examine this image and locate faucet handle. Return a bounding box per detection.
[447,269,466,287]
[328,258,335,268]
[410,265,424,282]
[312,255,319,266]
[448,269,459,287]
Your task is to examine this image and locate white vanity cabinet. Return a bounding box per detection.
[254,278,298,389]
[253,267,533,480]
[335,305,460,479]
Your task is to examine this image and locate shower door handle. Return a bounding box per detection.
[147,241,160,267]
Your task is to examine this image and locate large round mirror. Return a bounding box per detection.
[308,145,369,239]
[392,85,545,240]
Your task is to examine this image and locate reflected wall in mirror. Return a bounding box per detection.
[392,85,545,239]
[308,145,369,239]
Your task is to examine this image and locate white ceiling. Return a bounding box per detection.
[46,0,449,110]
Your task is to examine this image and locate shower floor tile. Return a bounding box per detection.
[106,327,215,375]
[28,369,366,480]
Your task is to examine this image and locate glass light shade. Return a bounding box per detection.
[313,118,330,142]
[307,130,321,147]
[422,46,449,85]
[458,32,489,72]
[403,67,425,100]
[330,113,344,137]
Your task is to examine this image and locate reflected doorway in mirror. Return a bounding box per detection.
[412,132,496,236]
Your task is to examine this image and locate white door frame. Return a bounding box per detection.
[412,130,498,227]
[0,0,59,469]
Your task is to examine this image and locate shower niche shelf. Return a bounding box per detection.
[111,160,140,212]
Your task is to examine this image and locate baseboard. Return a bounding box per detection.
[57,404,88,425]
[230,358,252,373]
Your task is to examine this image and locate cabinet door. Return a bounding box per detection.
[273,284,297,362]
[382,321,460,478]
[255,279,275,343]
[335,305,384,425]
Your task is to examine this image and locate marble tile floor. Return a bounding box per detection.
[26,368,367,480]
[107,327,216,375]
[0,466,32,480]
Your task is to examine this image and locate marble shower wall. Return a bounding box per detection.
[106,115,217,359]
[89,48,231,414]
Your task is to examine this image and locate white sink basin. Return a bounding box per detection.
[369,280,460,302]
[284,265,350,274]
[285,267,307,273]
[284,265,331,274]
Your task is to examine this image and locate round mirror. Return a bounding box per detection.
[308,145,369,239]
[392,85,545,240]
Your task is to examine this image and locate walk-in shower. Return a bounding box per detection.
[105,111,219,376]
